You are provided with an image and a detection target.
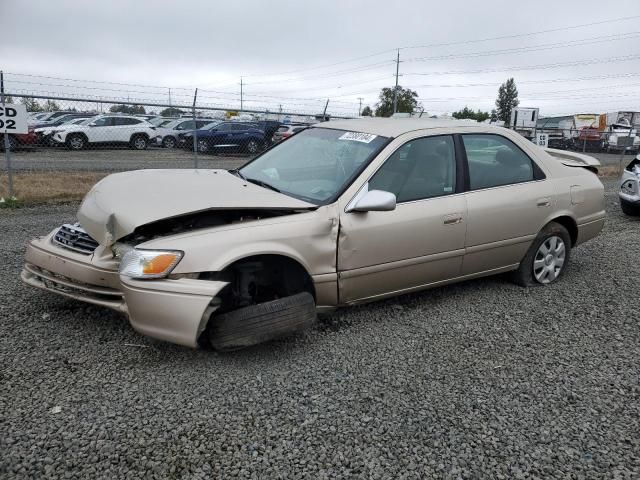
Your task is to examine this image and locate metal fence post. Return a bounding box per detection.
[1,71,15,199]
[192,88,198,169]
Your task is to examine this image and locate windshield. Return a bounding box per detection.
[239,127,389,205]
[78,117,96,125]
[203,121,221,130]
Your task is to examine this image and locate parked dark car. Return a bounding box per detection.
[31,113,92,131]
[251,120,282,144]
[179,122,266,154]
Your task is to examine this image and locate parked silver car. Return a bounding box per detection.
[155,119,217,148]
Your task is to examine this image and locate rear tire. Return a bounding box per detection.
[621,199,640,216]
[197,138,209,153]
[246,139,259,154]
[66,133,86,150]
[162,136,176,148]
[510,222,571,287]
[130,134,148,150]
[208,292,316,351]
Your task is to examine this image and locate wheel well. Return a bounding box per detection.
[131,132,149,141]
[67,132,88,141]
[551,216,578,246]
[206,254,316,311]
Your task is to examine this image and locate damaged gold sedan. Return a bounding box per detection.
[22,119,606,350]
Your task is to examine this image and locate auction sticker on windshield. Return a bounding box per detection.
[339,131,377,143]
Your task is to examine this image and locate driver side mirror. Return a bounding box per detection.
[348,190,396,213]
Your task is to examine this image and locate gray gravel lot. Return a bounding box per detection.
[1,147,250,172]
[0,146,631,173]
[1,179,639,479]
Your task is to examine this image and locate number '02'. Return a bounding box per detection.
[0,119,16,129]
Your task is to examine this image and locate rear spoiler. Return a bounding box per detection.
[543,148,600,174]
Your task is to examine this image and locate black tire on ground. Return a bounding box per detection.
[208,292,316,351]
[510,221,572,287]
[621,199,640,216]
[130,134,148,150]
[66,133,86,150]
[246,139,259,154]
[162,136,176,148]
[197,138,209,153]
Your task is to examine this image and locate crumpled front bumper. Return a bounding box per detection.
[21,232,228,348]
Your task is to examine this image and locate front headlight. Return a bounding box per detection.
[119,249,183,279]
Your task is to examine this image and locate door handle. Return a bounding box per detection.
[536,197,551,207]
[443,213,463,225]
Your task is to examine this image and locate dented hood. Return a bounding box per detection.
[77,169,315,245]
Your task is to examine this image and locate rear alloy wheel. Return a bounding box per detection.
[197,139,209,153]
[246,139,259,154]
[208,292,316,351]
[66,134,86,150]
[511,222,571,287]
[532,236,566,284]
[621,199,640,216]
[162,136,176,148]
[131,135,148,150]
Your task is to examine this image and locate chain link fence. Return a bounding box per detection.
[0,85,350,204]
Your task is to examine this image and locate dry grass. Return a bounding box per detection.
[597,165,624,177]
[0,172,107,205]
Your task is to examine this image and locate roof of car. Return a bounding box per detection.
[314,118,499,137]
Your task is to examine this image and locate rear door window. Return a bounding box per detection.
[462,134,537,190]
[114,118,142,126]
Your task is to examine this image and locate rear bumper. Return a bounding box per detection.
[22,235,228,348]
[576,217,605,245]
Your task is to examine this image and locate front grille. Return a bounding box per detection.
[53,224,99,255]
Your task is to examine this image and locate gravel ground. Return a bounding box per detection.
[1,179,639,479]
[1,147,250,172]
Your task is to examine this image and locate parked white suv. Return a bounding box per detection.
[52,115,157,150]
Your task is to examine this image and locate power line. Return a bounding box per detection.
[405,54,640,76]
[405,73,640,89]
[222,14,640,80]
[403,32,640,63]
[398,14,640,50]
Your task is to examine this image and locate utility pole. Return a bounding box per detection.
[168,88,172,108]
[357,97,363,116]
[323,99,330,121]
[392,49,400,115]
[240,77,243,112]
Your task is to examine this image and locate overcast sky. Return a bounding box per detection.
[1,0,639,117]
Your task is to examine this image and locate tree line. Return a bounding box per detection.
[360,77,519,123]
[12,77,521,123]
